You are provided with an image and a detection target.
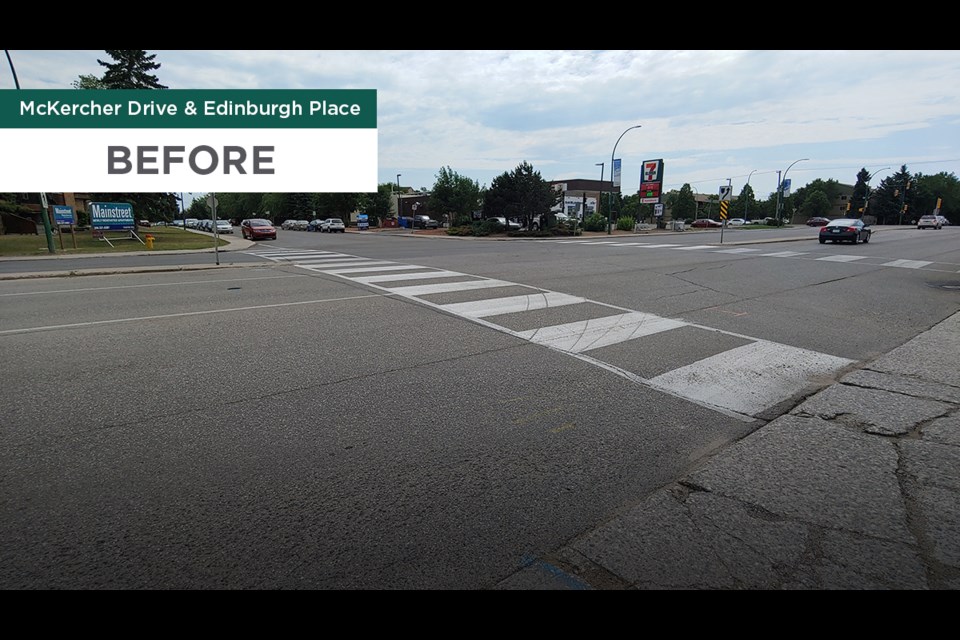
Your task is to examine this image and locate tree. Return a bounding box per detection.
[482,161,560,230]
[315,193,359,219]
[185,198,211,219]
[873,165,913,224]
[798,190,832,219]
[358,184,394,226]
[288,193,316,219]
[915,171,959,224]
[430,166,482,222]
[668,184,698,221]
[71,74,106,90]
[737,183,758,221]
[97,50,168,89]
[792,178,841,218]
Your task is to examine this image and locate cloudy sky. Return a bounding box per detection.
[5,50,960,202]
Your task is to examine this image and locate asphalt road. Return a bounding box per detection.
[2,225,958,588]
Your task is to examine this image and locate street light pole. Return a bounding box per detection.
[5,49,54,253]
[595,162,604,222]
[4,50,21,89]
[744,170,757,221]
[776,158,808,225]
[396,174,402,227]
[609,125,642,235]
[862,166,890,220]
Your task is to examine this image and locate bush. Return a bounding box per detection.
[483,219,504,234]
[584,213,607,232]
[616,216,636,231]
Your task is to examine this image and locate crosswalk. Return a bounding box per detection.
[246,247,856,420]
[541,239,958,272]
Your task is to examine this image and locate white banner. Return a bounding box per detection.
[0,128,377,192]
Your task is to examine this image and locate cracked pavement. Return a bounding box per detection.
[498,311,960,590]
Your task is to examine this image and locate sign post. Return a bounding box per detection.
[206,193,220,266]
[53,204,76,250]
[719,183,732,243]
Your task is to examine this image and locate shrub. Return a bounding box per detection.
[483,219,504,234]
[584,213,607,232]
[616,216,636,231]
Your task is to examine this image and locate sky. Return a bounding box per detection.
[5,50,960,205]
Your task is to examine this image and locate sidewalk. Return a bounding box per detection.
[501,310,960,589]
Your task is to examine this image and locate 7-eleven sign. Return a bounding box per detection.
[642,159,663,182]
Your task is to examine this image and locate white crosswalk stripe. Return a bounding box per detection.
[245,247,857,420]
[539,238,955,272]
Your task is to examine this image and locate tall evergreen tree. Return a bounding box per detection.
[97,50,168,89]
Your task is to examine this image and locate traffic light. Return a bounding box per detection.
[846,202,851,211]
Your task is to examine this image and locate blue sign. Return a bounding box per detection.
[90,202,135,231]
[357,213,369,230]
[53,204,75,225]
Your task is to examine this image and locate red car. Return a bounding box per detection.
[806,217,831,226]
[241,218,277,240]
[690,218,722,228]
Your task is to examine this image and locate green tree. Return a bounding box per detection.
[791,178,840,221]
[798,190,832,218]
[71,74,106,90]
[915,171,959,224]
[483,161,561,230]
[185,197,211,219]
[873,165,913,224]
[737,183,758,221]
[288,193,316,219]
[430,166,482,223]
[98,50,168,89]
[315,193,359,219]
[669,184,698,221]
[358,184,393,226]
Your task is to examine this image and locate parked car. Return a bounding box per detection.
[690,218,723,228]
[918,214,942,230]
[937,215,950,226]
[412,214,438,229]
[307,219,324,232]
[529,213,571,231]
[215,219,233,234]
[185,218,199,229]
[819,218,871,244]
[806,217,831,226]
[241,218,277,240]
[487,216,521,231]
[322,218,346,233]
[726,218,746,226]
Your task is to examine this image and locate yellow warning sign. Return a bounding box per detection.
[720,201,728,220]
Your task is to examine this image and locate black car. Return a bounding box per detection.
[413,214,438,229]
[819,218,871,244]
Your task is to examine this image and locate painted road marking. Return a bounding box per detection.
[882,259,933,269]
[514,312,686,353]
[648,340,854,416]
[816,255,868,262]
[440,292,586,318]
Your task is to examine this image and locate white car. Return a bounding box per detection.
[322,218,346,233]
[727,218,746,226]
[215,220,233,234]
[488,216,521,231]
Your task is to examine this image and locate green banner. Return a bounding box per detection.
[0,89,376,128]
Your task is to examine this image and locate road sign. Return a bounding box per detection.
[53,205,75,225]
[720,201,729,220]
[654,204,663,217]
[719,185,732,201]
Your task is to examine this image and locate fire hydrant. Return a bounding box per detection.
[145,234,154,249]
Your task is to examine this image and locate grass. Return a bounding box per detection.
[0,225,229,257]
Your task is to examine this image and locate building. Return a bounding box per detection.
[548,179,619,219]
